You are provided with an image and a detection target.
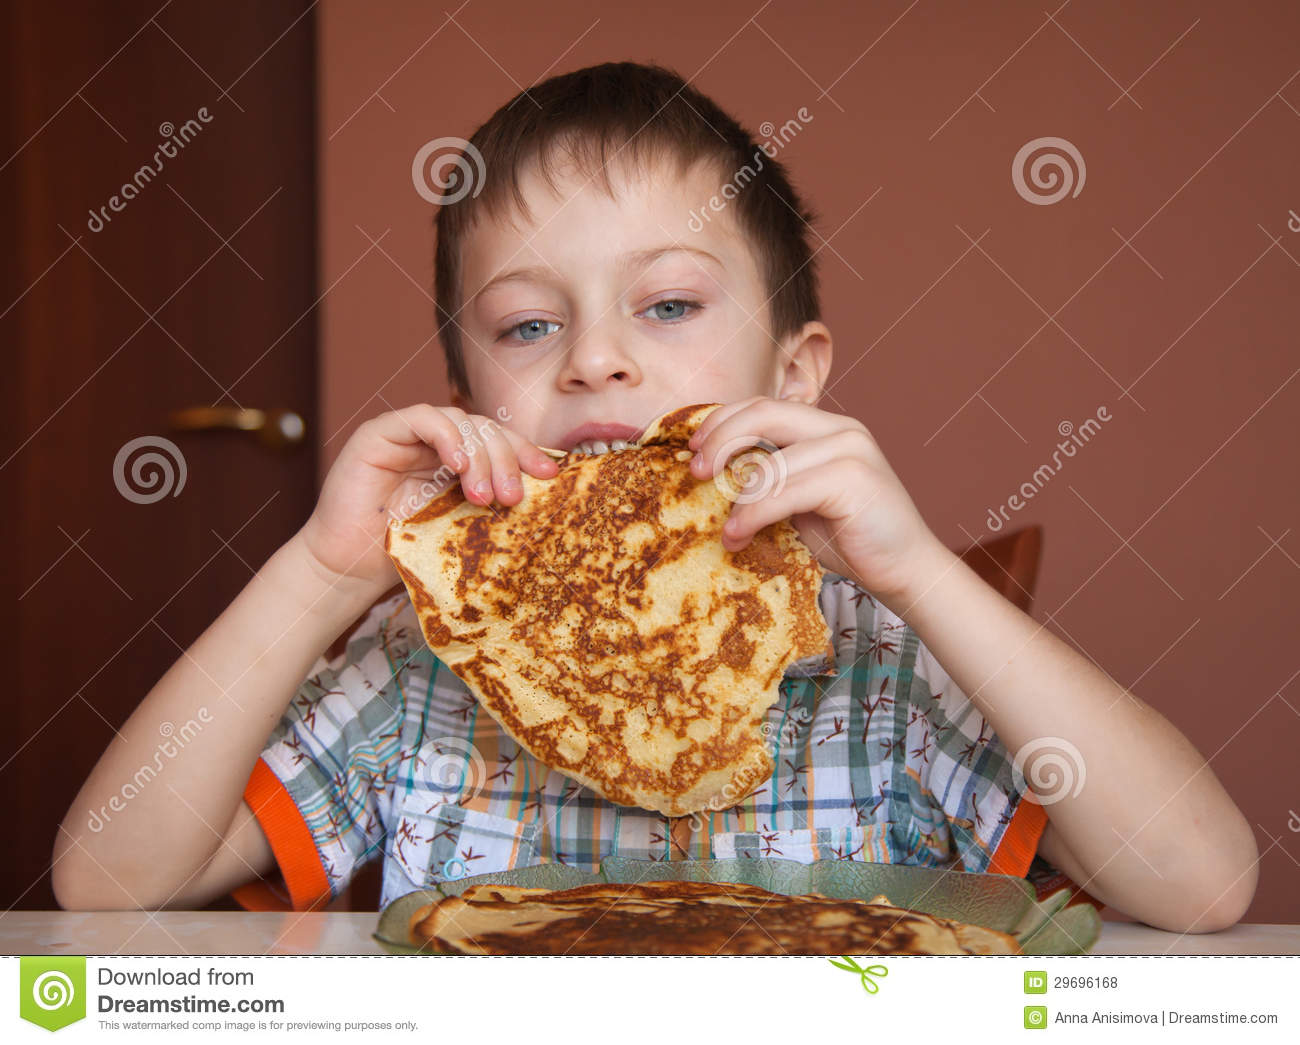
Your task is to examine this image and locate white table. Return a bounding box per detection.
[1,911,1296,955]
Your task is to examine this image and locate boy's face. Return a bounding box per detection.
[452,152,830,450]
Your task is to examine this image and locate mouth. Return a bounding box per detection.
[555,421,645,455]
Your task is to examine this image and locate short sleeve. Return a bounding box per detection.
[242,592,418,910]
[901,632,1048,876]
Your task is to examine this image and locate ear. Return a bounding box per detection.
[773,321,833,405]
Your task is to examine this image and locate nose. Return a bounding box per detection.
[556,321,641,391]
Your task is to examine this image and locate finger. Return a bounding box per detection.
[500,428,560,481]
[686,396,765,451]
[478,423,526,507]
[718,459,870,551]
[693,420,870,486]
[692,401,867,477]
[450,412,499,506]
[704,429,867,498]
[362,405,472,474]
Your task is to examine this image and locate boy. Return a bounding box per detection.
[56,62,1256,934]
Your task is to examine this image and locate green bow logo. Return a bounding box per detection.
[20,956,86,1031]
[828,955,888,994]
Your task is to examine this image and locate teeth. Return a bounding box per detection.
[572,438,633,456]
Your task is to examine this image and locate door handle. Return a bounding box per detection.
[168,406,306,450]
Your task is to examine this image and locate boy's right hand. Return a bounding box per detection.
[297,404,558,597]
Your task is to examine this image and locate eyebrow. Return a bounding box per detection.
[471,245,725,303]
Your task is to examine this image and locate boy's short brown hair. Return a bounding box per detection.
[433,61,822,399]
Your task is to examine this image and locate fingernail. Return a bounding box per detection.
[474,480,492,500]
[502,475,521,494]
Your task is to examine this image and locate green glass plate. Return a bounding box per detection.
[374,857,1100,956]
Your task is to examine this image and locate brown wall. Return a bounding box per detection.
[317,0,1300,921]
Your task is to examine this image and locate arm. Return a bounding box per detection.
[686,396,1258,934]
[54,403,558,910]
[893,536,1259,933]
[51,533,384,910]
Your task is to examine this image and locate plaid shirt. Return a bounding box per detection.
[244,572,1053,911]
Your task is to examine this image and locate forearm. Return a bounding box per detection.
[884,537,1258,930]
[53,532,382,908]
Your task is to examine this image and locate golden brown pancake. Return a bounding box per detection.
[385,403,833,816]
[409,879,1022,955]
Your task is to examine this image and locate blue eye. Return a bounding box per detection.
[503,318,560,342]
[642,298,700,322]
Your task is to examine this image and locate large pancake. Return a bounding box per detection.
[409,880,1022,955]
[385,403,833,816]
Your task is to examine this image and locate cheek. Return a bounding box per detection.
[679,344,773,399]
[488,397,539,437]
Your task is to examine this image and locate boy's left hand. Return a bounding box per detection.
[688,396,948,609]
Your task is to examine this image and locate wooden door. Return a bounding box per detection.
[0,1,318,910]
